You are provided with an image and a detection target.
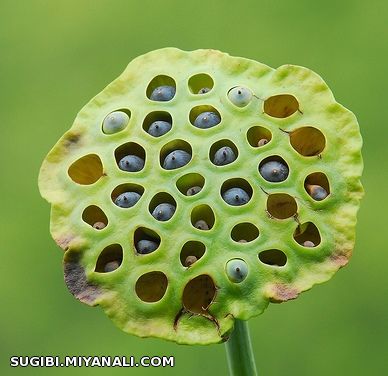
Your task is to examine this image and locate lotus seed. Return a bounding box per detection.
[102,111,129,134]
[104,261,120,273]
[186,186,202,196]
[118,155,145,172]
[148,120,172,137]
[198,87,210,94]
[150,85,175,101]
[163,150,191,170]
[222,187,250,206]
[238,239,247,243]
[193,111,220,129]
[258,139,269,147]
[259,160,289,182]
[226,259,248,283]
[93,222,106,230]
[303,240,315,247]
[228,86,253,107]
[306,184,328,201]
[114,192,141,208]
[185,255,198,267]
[136,240,159,254]
[213,146,236,166]
[194,220,209,230]
[152,203,176,221]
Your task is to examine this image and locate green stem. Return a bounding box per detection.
[225,319,258,376]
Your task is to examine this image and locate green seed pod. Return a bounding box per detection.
[39,48,363,346]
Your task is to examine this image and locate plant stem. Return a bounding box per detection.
[225,319,258,376]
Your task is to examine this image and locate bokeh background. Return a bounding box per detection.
[1,0,387,375]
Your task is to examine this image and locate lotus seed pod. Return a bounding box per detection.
[39,48,363,346]
[194,111,221,128]
[226,259,248,283]
[228,86,253,107]
[213,146,236,166]
[152,203,176,221]
[306,184,328,201]
[186,186,202,196]
[118,155,145,172]
[114,192,141,208]
[259,160,289,182]
[148,120,172,137]
[102,111,130,134]
[162,150,191,170]
[150,85,175,101]
[222,187,250,206]
[136,239,159,254]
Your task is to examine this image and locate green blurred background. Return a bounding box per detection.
[1,0,387,375]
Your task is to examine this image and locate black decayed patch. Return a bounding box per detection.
[63,251,101,306]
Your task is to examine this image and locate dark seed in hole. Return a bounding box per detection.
[198,87,210,94]
[151,203,176,221]
[93,222,106,230]
[114,192,141,208]
[136,240,159,254]
[150,86,175,101]
[306,184,328,201]
[260,161,289,182]
[185,255,198,267]
[104,260,120,273]
[148,120,172,137]
[258,139,268,147]
[194,111,220,129]
[194,220,209,230]
[187,186,202,196]
[213,146,236,166]
[163,150,191,170]
[303,240,315,247]
[118,155,145,172]
[222,188,250,206]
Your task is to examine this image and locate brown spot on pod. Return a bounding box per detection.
[268,284,299,303]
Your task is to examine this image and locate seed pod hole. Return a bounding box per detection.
[191,205,215,230]
[294,222,321,247]
[68,154,104,185]
[221,178,253,206]
[95,244,123,273]
[182,275,216,314]
[188,73,214,94]
[304,172,330,201]
[226,259,248,283]
[149,192,177,222]
[134,227,161,255]
[82,205,108,229]
[146,75,176,101]
[135,271,168,302]
[115,142,146,172]
[289,126,326,156]
[209,140,239,166]
[102,109,131,134]
[264,94,299,118]
[142,111,172,137]
[176,173,205,196]
[247,126,272,147]
[258,249,287,267]
[231,223,259,243]
[267,193,297,219]
[189,105,221,129]
[259,156,289,183]
[160,140,192,170]
[111,183,144,208]
[180,241,206,267]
